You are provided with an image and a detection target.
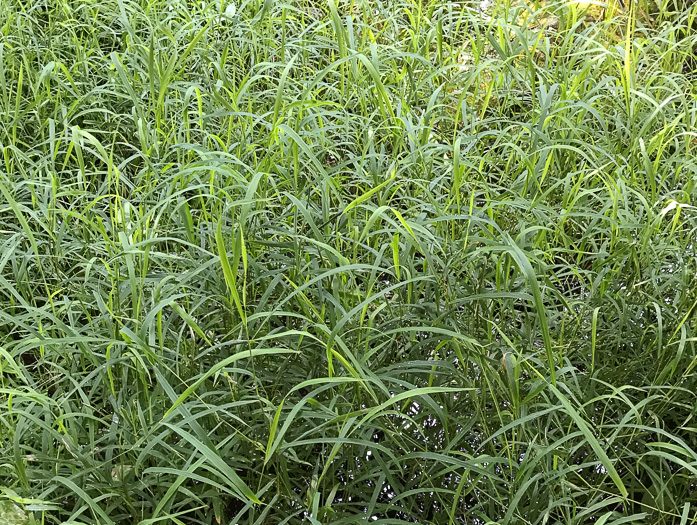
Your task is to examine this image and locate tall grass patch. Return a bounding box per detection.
[0,0,696,522]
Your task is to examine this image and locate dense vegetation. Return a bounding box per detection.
[1,0,696,523]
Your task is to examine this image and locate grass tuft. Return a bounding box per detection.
[1,0,696,522]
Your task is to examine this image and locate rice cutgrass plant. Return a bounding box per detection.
[0,0,696,523]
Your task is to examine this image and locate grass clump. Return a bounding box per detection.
[1,0,697,523]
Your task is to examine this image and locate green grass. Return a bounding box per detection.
[1,0,696,523]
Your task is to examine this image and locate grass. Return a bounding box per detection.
[0,0,696,523]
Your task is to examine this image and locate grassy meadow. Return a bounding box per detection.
[1,0,697,522]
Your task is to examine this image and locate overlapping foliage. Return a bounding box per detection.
[0,0,696,522]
